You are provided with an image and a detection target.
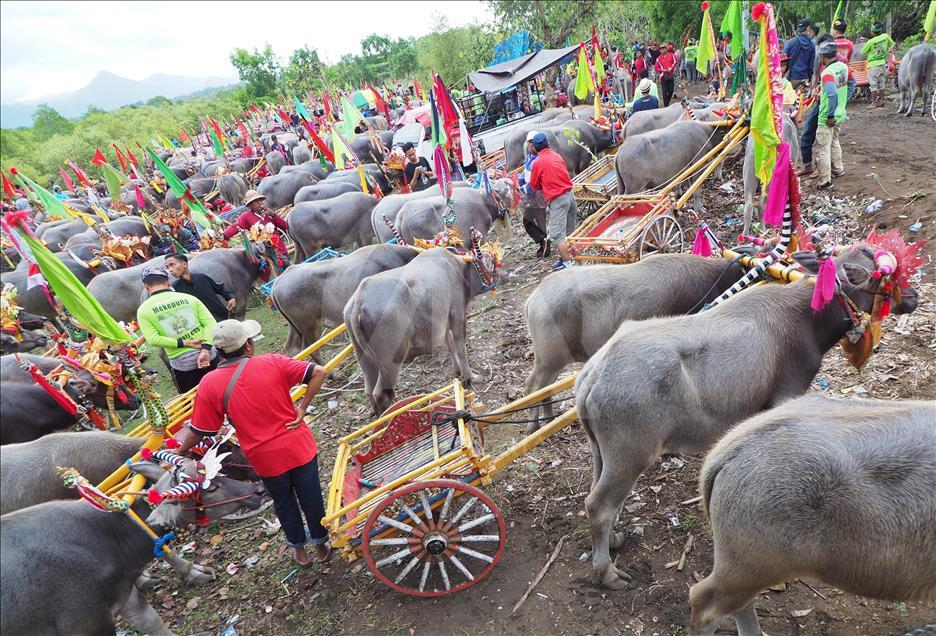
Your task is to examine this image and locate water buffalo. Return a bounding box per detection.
[575,243,919,589]
[0,458,265,636]
[279,161,334,179]
[293,181,358,205]
[622,103,686,138]
[690,396,936,635]
[1,366,141,444]
[741,115,800,235]
[0,329,48,355]
[201,159,226,177]
[615,121,727,207]
[266,149,286,175]
[87,248,262,323]
[257,170,318,209]
[371,182,469,242]
[505,119,614,174]
[287,192,379,261]
[345,244,501,414]
[366,114,390,130]
[38,219,100,250]
[229,156,261,174]
[64,217,151,250]
[292,144,313,164]
[896,43,936,117]
[0,352,60,382]
[524,255,748,423]
[272,243,420,356]
[349,130,394,164]
[217,172,248,206]
[165,177,216,210]
[324,164,392,196]
[1,257,97,317]
[394,182,515,245]
[567,78,594,106]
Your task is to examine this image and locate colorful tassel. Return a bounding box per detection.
[140,447,154,461]
[146,488,164,504]
[811,257,837,311]
[691,227,712,256]
[164,437,181,450]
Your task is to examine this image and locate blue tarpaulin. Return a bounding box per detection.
[491,31,542,65]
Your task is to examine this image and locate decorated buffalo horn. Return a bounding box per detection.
[873,249,897,275]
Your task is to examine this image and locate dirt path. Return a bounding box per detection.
[140,102,935,636]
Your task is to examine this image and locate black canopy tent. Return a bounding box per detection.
[459,44,579,137]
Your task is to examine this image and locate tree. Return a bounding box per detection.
[416,19,498,88]
[146,96,172,108]
[230,44,280,100]
[485,0,602,46]
[281,46,325,96]
[31,104,72,142]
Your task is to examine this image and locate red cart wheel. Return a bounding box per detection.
[362,479,506,597]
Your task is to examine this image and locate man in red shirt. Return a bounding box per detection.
[654,43,679,107]
[529,133,578,270]
[832,19,854,63]
[175,319,330,565]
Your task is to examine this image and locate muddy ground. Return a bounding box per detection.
[132,98,935,636]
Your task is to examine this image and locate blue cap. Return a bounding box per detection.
[532,133,548,148]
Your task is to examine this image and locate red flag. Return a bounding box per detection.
[207,117,225,148]
[302,119,335,163]
[59,167,75,192]
[432,72,459,143]
[179,128,191,143]
[366,82,391,120]
[413,77,423,99]
[276,108,291,125]
[250,103,261,114]
[112,144,129,172]
[133,182,147,209]
[91,147,107,167]
[238,119,250,143]
[323,91,333,121]
[68,161,90,187]
[591,25,600,51]
[2,172,16,199]
[125,147,139,168]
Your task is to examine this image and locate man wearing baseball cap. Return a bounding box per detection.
[136,265,218,393]
[529,132,578,270]
[861,22,894,110]
[631,78,659,114]
[176,318,330,565]
[783,19,817,88]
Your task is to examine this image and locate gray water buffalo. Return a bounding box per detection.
[64,217,151,250]
[272,243,420,356]
[349,130,394,164]
[690,396,936,636]
[575,243,919,589]
[366,114,390,130]
[615,121,726,207]
[257,170,318,209]
[567,78,594,106]
[897,43,936,117]
[293,181,358,204]
[622,103,686,138]
[0,459,265,636]
[345,244,500,414]
[0,329,48,355]
[265,150,286,175]
[505,119,614,174]
[201,159,227,177]
[1,367,141,444]
[524,255,747,423]
[38,218,99,250]
[292,144,313,164]
[287,192,379,261]
[325,164,392,195]
[87,248,261,323]
[165,177,216,210]
[394,180,515,245]
[1,257,97,317]
[0,352,59,383]
[279,161,334,179]
[217,172,248,206]
[741,115,800,235]
[229,156,262,174]
[0,431,143,515]
[371,182,469,242]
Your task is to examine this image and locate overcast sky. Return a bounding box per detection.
[0,0,493,103]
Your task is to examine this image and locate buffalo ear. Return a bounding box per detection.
[127,461,168,483]
[790,251,820,274]
[843,263,872,287]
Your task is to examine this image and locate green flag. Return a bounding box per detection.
[594,47,606,84]
[293,96,312,121]
[750,21,781,186]
[11,170,88,222]
[833,0,845,22]
[209,127,224,158]
[9,221,132,344]
[696,5,716,75]
[720,0,744,60]
[332,129,354,169]
[100,162,126,201]
[573,46,595,100]
[338,95,364,139]
[144,146,213,230]
[925,0,936,40]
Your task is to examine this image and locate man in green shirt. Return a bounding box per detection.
[861,23,894,109]
[137,265,218,393]
[814,41,849,189]
[684,40,699,84]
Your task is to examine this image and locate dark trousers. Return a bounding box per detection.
[800,102,820,166]
[661,77,675,107]
[172,357,218,393]
[523,206,547,245]
[261,456,328,547]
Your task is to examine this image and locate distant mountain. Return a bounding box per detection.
[1,71,238,128]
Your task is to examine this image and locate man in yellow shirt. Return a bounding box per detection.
[861,23,894,109]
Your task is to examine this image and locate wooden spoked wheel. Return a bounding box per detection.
[362,479,506,597]
[639,214,684,258]
[577,198,603,221]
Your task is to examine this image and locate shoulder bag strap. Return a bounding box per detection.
[222,357,250,426]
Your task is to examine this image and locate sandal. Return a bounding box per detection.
[807,171,820,179]
[314,543,333,563]
[293,548,312,567]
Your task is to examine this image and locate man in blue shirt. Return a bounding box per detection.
[783,19,817,87]
[631,78,659,114]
